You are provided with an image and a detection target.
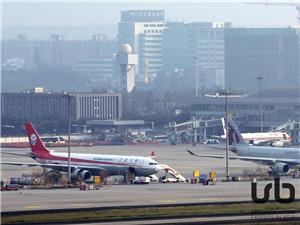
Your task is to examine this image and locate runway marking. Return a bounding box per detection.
[25,205,40,209]
[69,203,96,207]
[158,200,176,203]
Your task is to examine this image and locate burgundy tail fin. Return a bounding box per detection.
[223,117,246,145]
[25,122,50,157]
[150,151,156,159]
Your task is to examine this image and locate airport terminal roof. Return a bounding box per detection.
[249,88,300,98]
[87,120,145,126]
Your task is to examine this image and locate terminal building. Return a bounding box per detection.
[1,89,122,121]
[190,89,300,131]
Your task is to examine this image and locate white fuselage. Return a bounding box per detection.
[234,145,300,168]
[37,151,161,176]
[222,132,291,145]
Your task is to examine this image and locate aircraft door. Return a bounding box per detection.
[138,159,144,167]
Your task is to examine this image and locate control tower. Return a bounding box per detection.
[117,44,138,93]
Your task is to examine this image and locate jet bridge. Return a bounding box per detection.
[168,118,223,144]
[271,120,300,144]
[271,120,295,132]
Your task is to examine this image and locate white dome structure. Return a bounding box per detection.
[120,43,132,54]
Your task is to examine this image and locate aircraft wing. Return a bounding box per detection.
[198,144,227,150]
[187,150,225,159]
[1,152,31,157]
[186,150,299,166]
[1,162,107,171]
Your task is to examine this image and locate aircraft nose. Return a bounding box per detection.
[154,165,161,173]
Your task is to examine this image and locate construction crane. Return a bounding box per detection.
[245,1,300,25]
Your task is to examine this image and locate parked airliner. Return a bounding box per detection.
[2,123,161,182]
[221,121,291,147]
[188,118,300,175]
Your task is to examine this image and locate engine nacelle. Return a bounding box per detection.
[271,141,284,147]
[79,170,92,181]
[71,168,92,182]
[271,163,289,173]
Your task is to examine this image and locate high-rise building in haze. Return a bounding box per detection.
[2,34,117,80]
[163,22,231,90]
[118,10,165,84]
[225,28,299,91]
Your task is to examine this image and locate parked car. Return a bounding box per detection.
[149,174,159,182]
[203,139,220,144]
[159,176,180,183]
[132,177,151,184]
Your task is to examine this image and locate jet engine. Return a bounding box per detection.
[71,168,92,182]
[79,170,92,181]
[271,141,284,147]
[271,163,289,173]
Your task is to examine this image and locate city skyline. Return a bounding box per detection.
[3,2,298,28]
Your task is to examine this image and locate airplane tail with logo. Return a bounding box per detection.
[25,122,50,158]
[149,151,156,159]
[222,117,247,146]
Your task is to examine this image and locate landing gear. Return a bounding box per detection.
[125,168,136,183]
[268,170,280,178]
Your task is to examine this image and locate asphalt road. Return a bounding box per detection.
[1,144,300,212]
[70,213,300,225]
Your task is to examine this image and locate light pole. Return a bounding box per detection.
[256,76,263,132]
[225,91,229,181]
[194,56,199,97]
[63,92,72,187]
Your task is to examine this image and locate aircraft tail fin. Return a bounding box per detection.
[25,122,50,157]
[149,151,156,159]
[222,117,247,146]
[221,118,227,137]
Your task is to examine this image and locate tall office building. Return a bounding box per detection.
[2,35,35,70]
[118,10,165,83]
[225,28,299,91]
[163,22,231,90]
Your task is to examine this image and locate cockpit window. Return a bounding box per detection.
[149,162,157,165]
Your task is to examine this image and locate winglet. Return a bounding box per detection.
[187,149,197,156]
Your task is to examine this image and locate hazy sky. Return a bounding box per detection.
[2,1,299,27]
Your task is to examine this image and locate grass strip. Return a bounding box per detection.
[2,202,300,225]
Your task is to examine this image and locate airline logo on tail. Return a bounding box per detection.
[222,117,245,145]
[228,126,240,145]
[30,134,37,146]
[25,122,50,158]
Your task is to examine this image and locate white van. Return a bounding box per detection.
[203,139,220,144]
